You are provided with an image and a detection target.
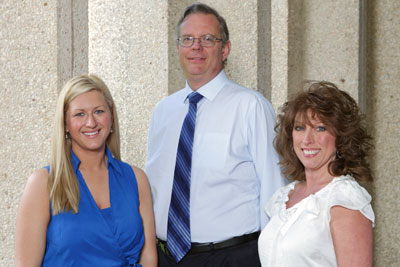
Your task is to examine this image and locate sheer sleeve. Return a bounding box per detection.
[328,176,375,226]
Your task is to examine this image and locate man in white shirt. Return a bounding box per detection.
[145,3,286,266]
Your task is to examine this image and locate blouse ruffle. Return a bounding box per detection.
[265,180,297,220]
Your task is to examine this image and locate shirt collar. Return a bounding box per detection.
[105,147,121,175]
[70,147,121,175]
[70,149,81,173]
[183,70,229,103]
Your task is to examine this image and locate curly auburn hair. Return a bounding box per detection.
[274,81,373,182]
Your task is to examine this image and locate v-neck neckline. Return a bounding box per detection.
[77,166,112,211]
[285,177,340,211]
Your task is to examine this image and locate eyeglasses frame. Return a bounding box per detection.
[177,34,224,47]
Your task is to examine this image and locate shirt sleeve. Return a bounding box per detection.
[328,178,375,226]
[246,93,288,228]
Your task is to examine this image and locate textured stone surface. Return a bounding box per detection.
[210,0,259,92]
[0,1,58,265]
[57,0,88,87]
[271,0,289,112]
[257,0,272,99]
[272,0,361,122]
[167,0,192,95]
[302,0,360,100]
[367,1,400,266]
[88,0,169,168]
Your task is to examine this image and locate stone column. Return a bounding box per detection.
[271,0,362,107]
[58,0,88,88]
[301,0,361,100]
[88,0,169,167]
[367,1,400,265]
[271,0,304,112]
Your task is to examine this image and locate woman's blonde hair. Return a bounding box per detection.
[49,74,120,215]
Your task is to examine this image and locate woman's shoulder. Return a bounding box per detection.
[27,168,49,189]
[19,168,50,214]
[130,165,146,180]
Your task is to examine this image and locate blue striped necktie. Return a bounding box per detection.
[167,92,203,262]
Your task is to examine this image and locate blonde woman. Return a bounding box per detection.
[15,74,157,266]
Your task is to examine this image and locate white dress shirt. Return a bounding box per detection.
[145,70,286,242]
[258,175,375,266]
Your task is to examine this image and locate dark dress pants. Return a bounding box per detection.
[157,239,261,267]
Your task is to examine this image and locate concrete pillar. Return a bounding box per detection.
[272,0,362,104]
[167,0,193,94]
[271,0,304,112]
[0,1,56,265]
[58,0,88,88]
[367,1,400,265]
[302,0,361,100]
[88,0,169,166]
[257,0,272,99]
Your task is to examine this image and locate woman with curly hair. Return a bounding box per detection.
[258,81,375,267]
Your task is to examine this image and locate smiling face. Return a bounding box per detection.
[292,109,337,176]
[65,90,112,155]
[177,13,230,90]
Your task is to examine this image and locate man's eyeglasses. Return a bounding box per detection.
[177,34,223,47]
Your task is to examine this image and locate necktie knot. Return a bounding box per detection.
[188,92,203,105]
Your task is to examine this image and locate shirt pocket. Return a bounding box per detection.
[194,133,229,170]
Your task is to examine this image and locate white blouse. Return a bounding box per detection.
[258,175,375,267]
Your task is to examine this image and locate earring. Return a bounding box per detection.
[336,150,342,159]
[110,128,113,133]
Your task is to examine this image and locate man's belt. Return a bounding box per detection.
[157,231,260,256]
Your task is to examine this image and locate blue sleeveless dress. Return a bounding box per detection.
[43,148,144,266]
